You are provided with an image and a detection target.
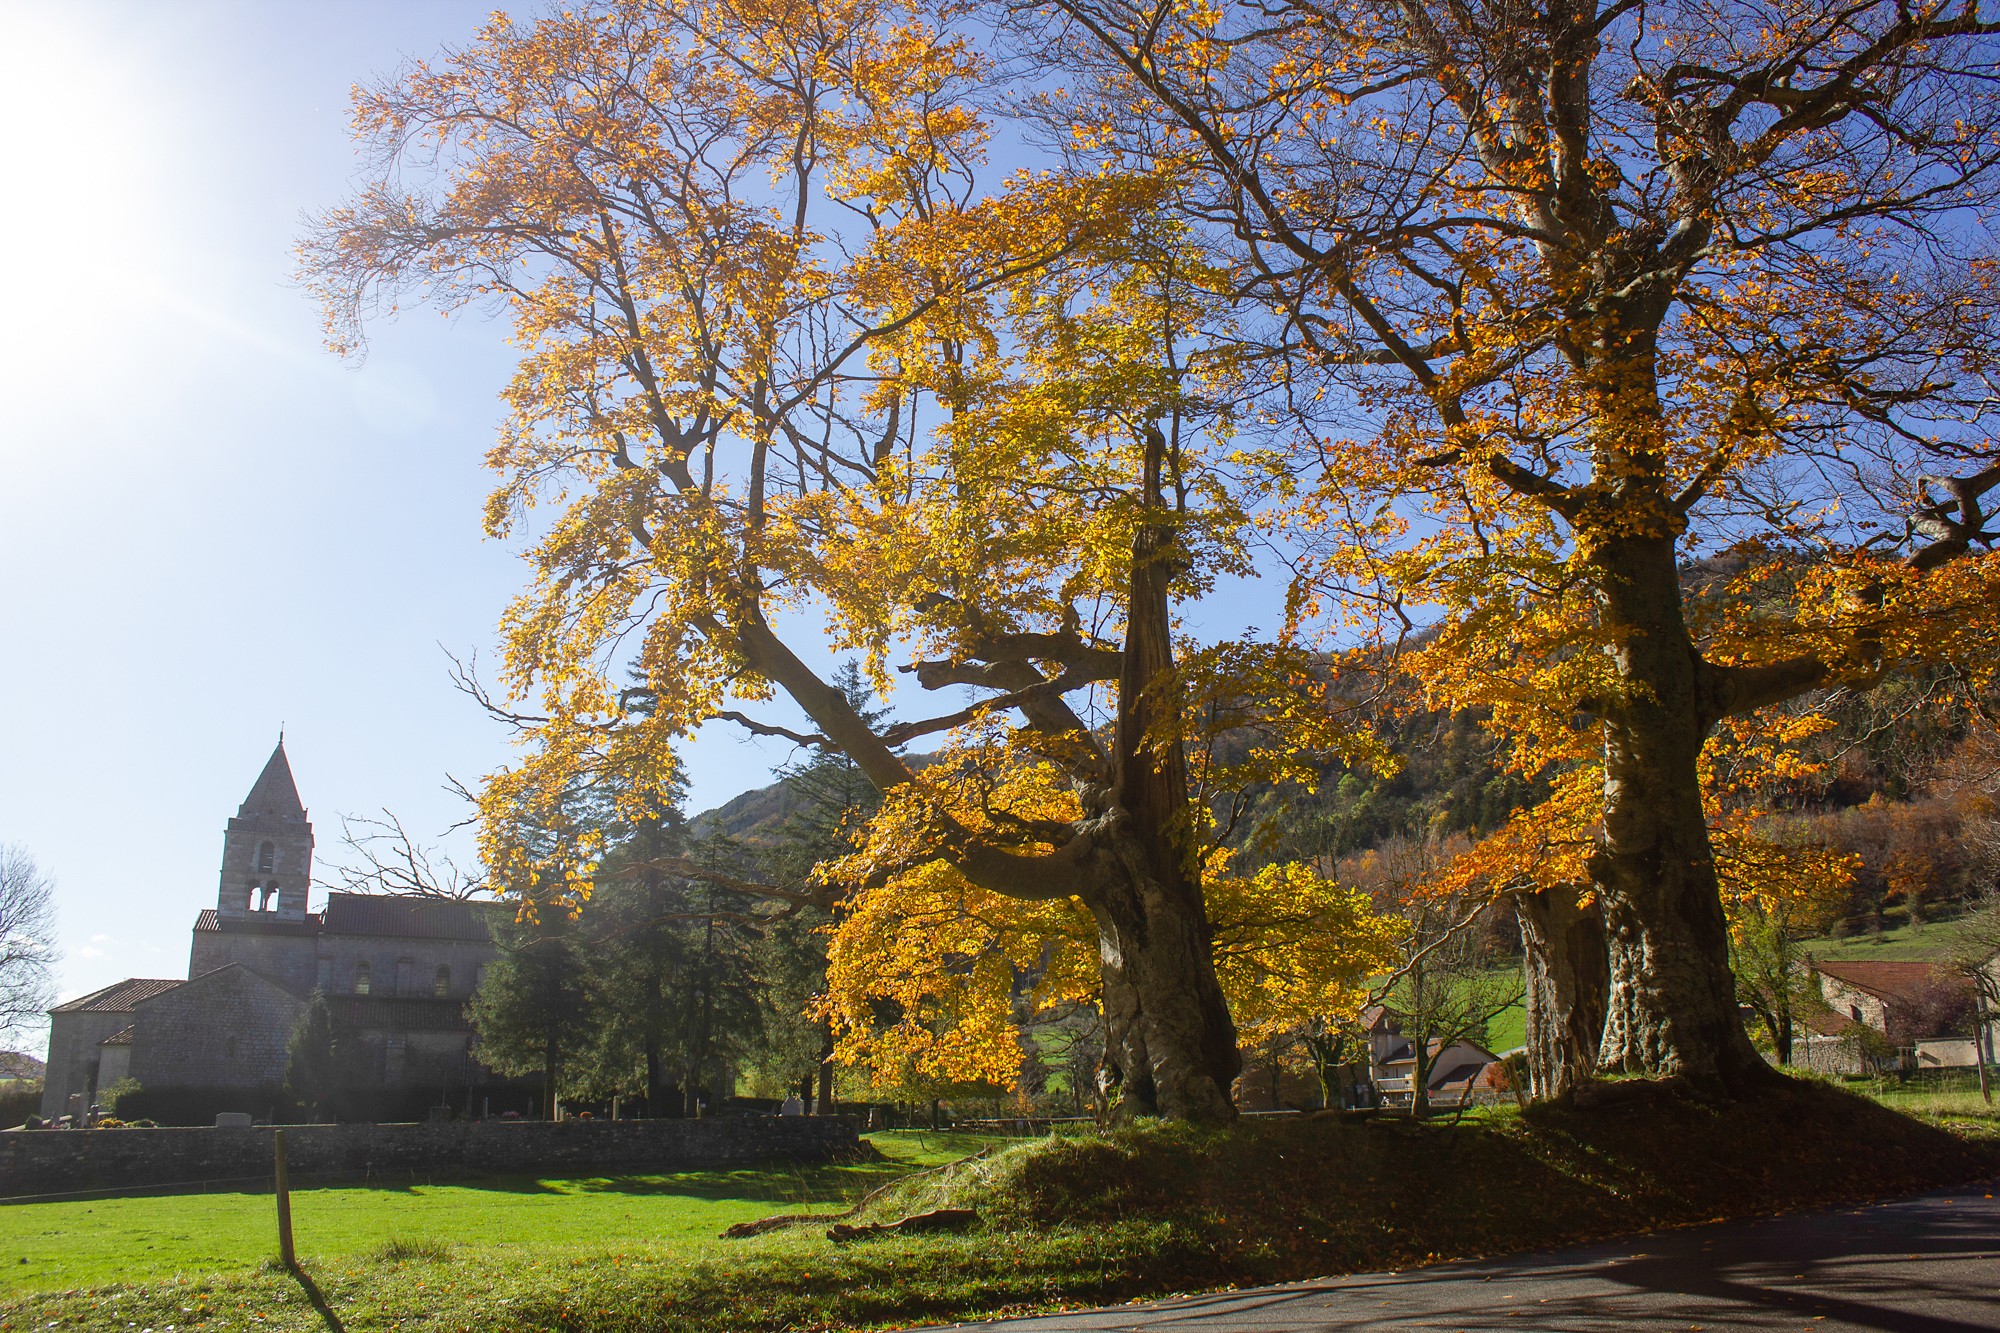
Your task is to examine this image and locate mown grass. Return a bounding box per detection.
[3,1079,1993,1332]
[0,1130,991,1297]
[1801,916,1964,961]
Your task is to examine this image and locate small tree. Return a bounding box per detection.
[1944,894,2000,1100]
[0,844,58,1043]
[285,991,342,1122]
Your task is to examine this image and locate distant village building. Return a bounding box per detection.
[41,742,509,1123]
[1790,958,1986,1076]
[1361,1006,1505,1106]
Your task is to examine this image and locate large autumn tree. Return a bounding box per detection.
[304,0,1375,1120]
[1023,0,2000,1097]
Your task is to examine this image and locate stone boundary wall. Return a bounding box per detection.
[0,1115,861,1200]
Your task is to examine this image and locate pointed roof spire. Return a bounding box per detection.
[238,738,306,822]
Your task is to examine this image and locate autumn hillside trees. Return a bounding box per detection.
[1027,0,2000,1097]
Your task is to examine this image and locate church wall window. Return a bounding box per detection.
[355,962,372,996]
[256,841,277,874]
[434,965,451,997]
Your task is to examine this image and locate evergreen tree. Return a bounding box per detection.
[468,902,595,1117]
[743,662,886,1111]
[284,990,342,1122]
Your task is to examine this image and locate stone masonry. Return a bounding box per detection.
[42,742,512,1121]
[0,1115,862,1198]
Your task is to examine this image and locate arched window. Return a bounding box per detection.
[434,965,451,997]
[256,841,277,874]
[246,884,261,912]
[355,962,372,996]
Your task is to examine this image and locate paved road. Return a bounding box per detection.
[929,1184,2000,1331]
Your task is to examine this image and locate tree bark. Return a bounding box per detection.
[1516,887,1608,1101]
[1088,428,1240,1123]
[1587,526,1774,1098]
[814,1023,837,1115]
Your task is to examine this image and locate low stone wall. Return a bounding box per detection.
[0,1115,861,1200]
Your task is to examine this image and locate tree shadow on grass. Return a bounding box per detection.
[439,1160,911,1204]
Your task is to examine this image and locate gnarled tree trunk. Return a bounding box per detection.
[1587,526,1772,1098]
[1089,429,1240,1122]
[1516,886,1608,1101]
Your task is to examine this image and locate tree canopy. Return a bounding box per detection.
[307,0,2000,1117]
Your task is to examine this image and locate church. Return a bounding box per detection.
[40,742,513,1124]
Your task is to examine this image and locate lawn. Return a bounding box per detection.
[2,1080,1991,1333]
[0,1130,994,1297]
[1800,917,1964,961]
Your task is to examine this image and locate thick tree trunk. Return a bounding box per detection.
[1516,887,1608,1101]
[1090,429,1241,1123]
[1088,842,1240,1121]
[1588,528,1772,1098]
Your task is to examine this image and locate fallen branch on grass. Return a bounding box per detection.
[827,1208,981,1243]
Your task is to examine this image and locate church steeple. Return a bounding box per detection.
[216,738,314,924]
[239,739,306,822]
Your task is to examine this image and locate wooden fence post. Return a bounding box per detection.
[274,1129,296,1269]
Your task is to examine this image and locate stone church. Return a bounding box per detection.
[41,742,512,1123]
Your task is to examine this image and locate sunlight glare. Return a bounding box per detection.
[0,9,182,417]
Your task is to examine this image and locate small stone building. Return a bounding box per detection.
[41,742,511,1122]
[1811,959,1970,1043]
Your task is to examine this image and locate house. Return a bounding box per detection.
[1360,1006,1505,1107]
[1810,959,1972,1044]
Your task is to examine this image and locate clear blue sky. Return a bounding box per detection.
[0,0,1286,1043]
[0,0,825,1030]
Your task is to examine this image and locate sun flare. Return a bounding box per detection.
[0,10,180,410]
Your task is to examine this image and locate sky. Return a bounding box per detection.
[0,0,810,1038]
[0,0,1290,1048]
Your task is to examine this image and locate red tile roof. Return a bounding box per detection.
[321,892,495,942]
[98,1026,135,1047]
[192,909,319,936]
[49,977,184,1014]
[1813,960,1961,1004]
[1804,1009,1857,1037]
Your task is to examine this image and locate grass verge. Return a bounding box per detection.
[2,1081,1993,1332]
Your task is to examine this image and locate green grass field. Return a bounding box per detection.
[3,1081,1988,1333]
[1800,917,1964,960]
[0,1130,994,1297]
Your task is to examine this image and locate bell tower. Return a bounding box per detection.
[216,738,314,923]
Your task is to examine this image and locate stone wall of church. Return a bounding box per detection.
[318,933,496,1001]
[130,969,305,1091]
[189,929,320,996]
[0,1115,864,1198]
[39,1011,133,1120]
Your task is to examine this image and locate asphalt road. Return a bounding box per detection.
[928,1184,2000,1331]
